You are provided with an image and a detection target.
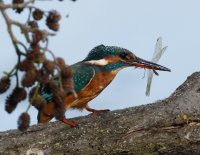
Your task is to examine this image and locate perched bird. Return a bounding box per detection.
[38,45,170,126]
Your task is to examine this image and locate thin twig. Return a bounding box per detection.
[41,47,63,89]
[26,83,40,112]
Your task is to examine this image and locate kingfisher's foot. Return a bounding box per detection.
[86,106,110,115]
[61,118,77,127]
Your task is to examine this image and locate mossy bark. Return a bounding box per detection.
[1,72,200,155]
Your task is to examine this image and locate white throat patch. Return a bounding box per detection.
[85,59,109,66]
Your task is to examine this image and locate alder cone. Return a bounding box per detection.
[0,76,10,94]
[43,60,55,74]
[18,59,35,71]
[31,95,47,110]
[12,0,24,13]
[28,21,39,29]
[22,70,37,87]
[18,112,30,131]
[32,9,44,21]
[5,87,27,113]
[53,89,65,120]
[47,11,61,23]
[46,22,59,31]
[56,57,65,67]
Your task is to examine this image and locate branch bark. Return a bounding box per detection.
[1,72,200,155]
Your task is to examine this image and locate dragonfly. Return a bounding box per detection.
[145,37,168,96]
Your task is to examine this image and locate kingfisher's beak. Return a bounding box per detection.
[131,57,171,72]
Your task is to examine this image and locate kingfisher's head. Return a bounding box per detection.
[83,44,170,72]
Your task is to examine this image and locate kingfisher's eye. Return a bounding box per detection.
[119,52,130,60]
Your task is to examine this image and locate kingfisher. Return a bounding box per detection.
[38,44,170,126]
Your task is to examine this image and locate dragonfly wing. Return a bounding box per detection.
[152,37,162,59]
[152,46,168,63]
[146,38,168,96]
[145,70,153,96]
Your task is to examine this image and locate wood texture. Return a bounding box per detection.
[1,72,200,155]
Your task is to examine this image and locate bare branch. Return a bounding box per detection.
[0,72,200,154]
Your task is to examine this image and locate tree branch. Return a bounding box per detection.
[1,72,200,154]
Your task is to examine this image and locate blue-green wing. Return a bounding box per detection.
[71,64,95,93]
[40,64,95,101]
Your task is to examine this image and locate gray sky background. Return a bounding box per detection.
[1,0,200,131]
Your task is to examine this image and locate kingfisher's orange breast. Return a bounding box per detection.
[63,69,119,110]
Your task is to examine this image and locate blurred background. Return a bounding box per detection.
[0,0,200,131]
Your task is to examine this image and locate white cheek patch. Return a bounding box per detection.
[86,59,109,66]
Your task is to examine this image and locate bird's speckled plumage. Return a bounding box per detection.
[72,65,95,92]
[40,45,130,101]
[84,44,130,61]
